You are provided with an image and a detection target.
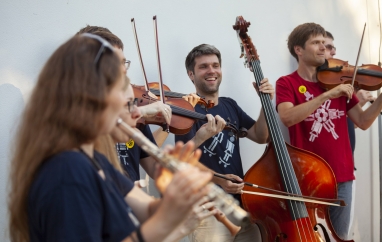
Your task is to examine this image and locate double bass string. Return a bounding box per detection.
[251,60,315,242]
[250,59,317,242]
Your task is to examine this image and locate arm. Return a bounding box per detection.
[245,108,268,144]
[347,92,382,130]
[245,78,274,143]
[278,84,354,127]
[356,89,375,107]
[140,156,157,179]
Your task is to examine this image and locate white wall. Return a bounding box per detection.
[0,0,380,241]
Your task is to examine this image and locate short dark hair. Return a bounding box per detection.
[185,44,221,73]
[287,23,326,61]
[325,31,334,40]
[76,25,124,50]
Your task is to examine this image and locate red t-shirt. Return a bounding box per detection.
[276,71,358,182]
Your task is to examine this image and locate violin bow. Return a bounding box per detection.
[214,173,345,207]
[153,15,169,132]
[349,22,367,103]
[131,18,150,91]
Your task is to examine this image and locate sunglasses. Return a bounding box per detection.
[325,44,336,51]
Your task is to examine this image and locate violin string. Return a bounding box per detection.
[251,59,316,241]
[168,105,237,133]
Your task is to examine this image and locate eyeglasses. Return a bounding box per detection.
[126,98,138,113]
[124,60,131,70]
[325,44,336,51]
[81,33,114,66]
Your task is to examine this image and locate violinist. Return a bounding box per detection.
[175,44,274,242]
[77,26,200,181]
[276,23,382,240]
[324,30,375,157]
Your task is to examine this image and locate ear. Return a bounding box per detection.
[187,70,195,84]
[294,45,303,56]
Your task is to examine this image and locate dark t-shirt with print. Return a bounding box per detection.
[116,125,156,181]
[175,97,256,203]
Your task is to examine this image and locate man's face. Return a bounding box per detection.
[295,34,326,67]
[187,54,222,95]
[324,37,336,59]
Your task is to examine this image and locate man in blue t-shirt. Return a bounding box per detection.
[175,44,274,242]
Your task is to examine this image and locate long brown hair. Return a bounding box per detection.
[8,35,122,242]
[95,135,124,173]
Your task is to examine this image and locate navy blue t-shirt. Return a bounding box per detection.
[116,125,156,181]
[175,97,256,203]
[28,151,137,242]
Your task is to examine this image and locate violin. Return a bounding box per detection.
[317,58,382,91]
[233,16,353,242]
[116,118,245,236]
[131,17,246,138]
[133,84,246,137]
[132,82,214,109]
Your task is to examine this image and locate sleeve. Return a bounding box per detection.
[346,92,359,111]
[175,125,197,144]
[276,76,295,111]
[139,125,156,159]
[228,98,256,130]
[42,184,103,242]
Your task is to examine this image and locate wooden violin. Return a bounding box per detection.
[233,16,353,242]
[317,58,382,91]
[132,82,214,109]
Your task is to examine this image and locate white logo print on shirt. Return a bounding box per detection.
[304,91,345,141]
[203,132,235,168]
[203,132,224,156]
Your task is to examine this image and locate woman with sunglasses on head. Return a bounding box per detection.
[8,33,212,242]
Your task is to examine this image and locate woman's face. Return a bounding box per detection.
[109,84,142,142]
[99,67,127,136]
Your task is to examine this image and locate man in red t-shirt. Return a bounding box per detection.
[276,23,382,240]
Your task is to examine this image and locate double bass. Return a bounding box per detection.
[233,16,353,242]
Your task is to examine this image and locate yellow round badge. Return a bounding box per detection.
[126,139,134,148]
[298,85,307,94]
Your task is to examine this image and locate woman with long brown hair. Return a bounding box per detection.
[8,33,212,242]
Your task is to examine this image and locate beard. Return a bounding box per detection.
[195,78,222,95]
